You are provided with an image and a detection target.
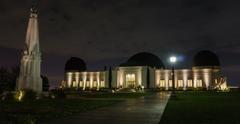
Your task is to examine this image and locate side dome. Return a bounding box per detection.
[120,52,165,68]
[193,50,220,67]
[65,57,87,72]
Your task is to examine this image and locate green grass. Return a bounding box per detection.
[0,99,118,124]
[160,91,240,124]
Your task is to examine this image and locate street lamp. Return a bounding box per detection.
[170,56,177,63]
[169,56,177,98]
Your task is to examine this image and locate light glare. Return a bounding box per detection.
[170,56,177,63]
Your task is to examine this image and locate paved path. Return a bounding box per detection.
[45,92,170,124]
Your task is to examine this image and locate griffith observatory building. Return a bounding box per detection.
[15,7,228,92]
[61,51,228,91]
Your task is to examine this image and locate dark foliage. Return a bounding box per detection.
[104,66,107,71]
[50,89,66,99]
[22,90,37,101]
[0,66,19,92]
[41,75,49,91]
[1,91,14,101]
[0,65,50,92]
[147,67,150,88]
[108,66,112,88]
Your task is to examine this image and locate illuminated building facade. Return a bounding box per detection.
[62,51,228,90]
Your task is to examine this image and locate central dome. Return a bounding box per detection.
[120,52,165,68]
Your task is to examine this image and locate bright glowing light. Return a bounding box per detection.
[15,90,25,102]
[170,56,177,63]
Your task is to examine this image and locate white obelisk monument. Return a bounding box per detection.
[17,7,42,93]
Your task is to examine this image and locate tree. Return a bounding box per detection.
[0,65,50,92]
[9,66,20,90]
[108,66,112,89]
[0,67,10,92]
[0,66,19,92]
[147,67,150,88]
[41,75,49,91]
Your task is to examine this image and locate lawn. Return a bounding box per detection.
[0,99,118,124]
[160,91,240,124]
[68,92,151,99]
[0,92,150,124]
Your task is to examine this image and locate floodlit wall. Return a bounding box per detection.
[63,66,225,90]
[65,71,106,90]
[155,66,222,90]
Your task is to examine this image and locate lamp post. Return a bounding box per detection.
[170,56,177,98]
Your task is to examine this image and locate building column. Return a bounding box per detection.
[183,79,187,90]
[165,70,169,90]
[193,70,198,88]
[165,80,169,90]
[83,73,87,90]
[97,72,100,90]
[183,70,188,90]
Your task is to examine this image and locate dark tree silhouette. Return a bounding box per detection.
[0,65,50,92]
[10,66,20,90]
[0,66,20,92]
[104,66,107,71]
[108,66,112,89]
[0,67,10,92]
[41,75,50,91]
[147,67,150,88]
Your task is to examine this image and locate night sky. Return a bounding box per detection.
[0,0,240,88]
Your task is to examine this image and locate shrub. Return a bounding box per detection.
[15,90,37,101]
[23,90,37,100]
[50,90,66,99]
[1,91,14,101]
[13,115,37,124]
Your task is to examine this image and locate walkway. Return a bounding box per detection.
[45,92,170,124]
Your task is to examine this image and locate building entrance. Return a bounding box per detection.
[126,74,136,88]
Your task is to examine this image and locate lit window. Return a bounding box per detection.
[86,81,90,87]
[101,81,105,87]
[160,80,165,87]
[126,74,135,82]
[178,80,183,87]
[169,80,172,87]
[79,81,83,87]
[197,80,203,87]
[188,80,192,87]
[93,81,97,87]
[73,81,78,87]
[126,74,136,87]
